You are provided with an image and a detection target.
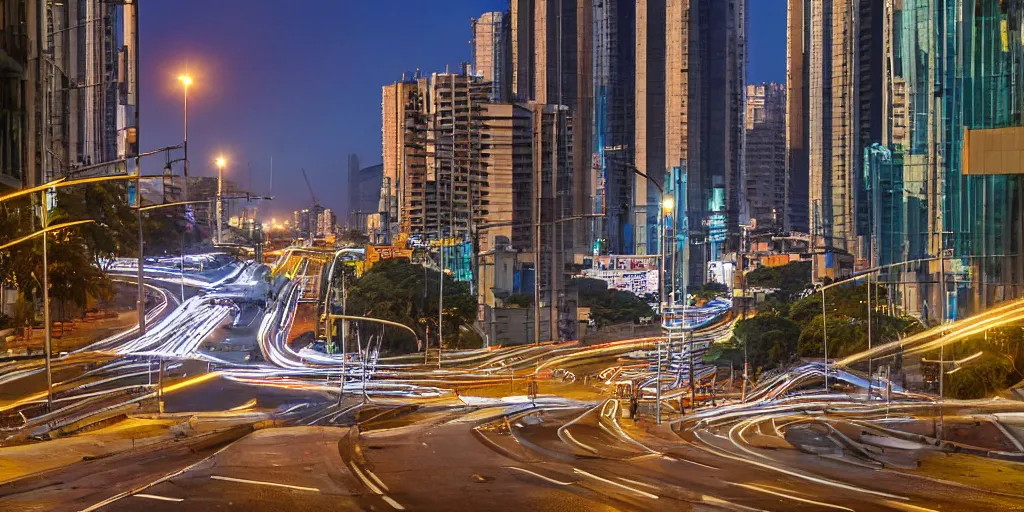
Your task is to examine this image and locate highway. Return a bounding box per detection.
[0,249,1022,510]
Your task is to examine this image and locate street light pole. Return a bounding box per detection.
[179,75,191,203]
[216,157,226,244]
[655,340,662,425]
[40,190,53,411]
[822,288,828,391]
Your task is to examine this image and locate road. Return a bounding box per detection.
[1,249,1023,510]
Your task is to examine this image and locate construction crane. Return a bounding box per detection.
[301,168,320,208]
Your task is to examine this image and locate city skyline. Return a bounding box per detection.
[140,0,788,219]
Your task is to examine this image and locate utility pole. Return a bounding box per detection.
[133,1,145,337]
[655,341,662,425]
[689,328,696,411]
[36,0,54,411]
[438,238,444,369]
[822,288,828,391]
[867,273,873,399]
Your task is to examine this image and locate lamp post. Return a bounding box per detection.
[216,157,226,244]
[662,196,675,308]
[178,75,192,203]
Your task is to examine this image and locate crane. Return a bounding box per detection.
[301,168,320,208]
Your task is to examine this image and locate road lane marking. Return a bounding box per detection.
[349,462,384,494]
[365,468,390,492]
[134,494,184,502]
[881,500,939,512]
[210,475,320,492]
[661,454,719,470]
[504,466,574,486]
[729,482,854,511]
[381,495,405,510]
[563,430,598,453]
[616,477,661,491]
[701,494,765,511]
[691,428,906,500]
[574,468,659,499]
[81,433,244,512]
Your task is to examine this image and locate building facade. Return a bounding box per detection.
[472,11,512,102]
[744,83,786,228]
[665,0,747,289]
[866,0,1024,318]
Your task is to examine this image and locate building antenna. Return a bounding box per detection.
[269,156,273,196]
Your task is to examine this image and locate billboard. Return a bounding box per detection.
[365,245,413,269]
[581,268,659,297]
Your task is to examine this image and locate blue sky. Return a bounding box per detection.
[141,1,787,219]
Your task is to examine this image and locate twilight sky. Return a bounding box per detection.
[140,1,786,221]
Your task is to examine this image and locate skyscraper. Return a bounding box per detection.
[634,0,667,256]
[510,0,594,254]
[798,0,885,256]
[472,12,512,102]
[665,0,748,288]
[593,0,636,255]
[745,83,787,229]
[784,0,810,233]
[867,0,1024,316]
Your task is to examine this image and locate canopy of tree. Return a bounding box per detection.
[745,261,812,304]
[340,258,478,354]
[573,277,654,328]
[725,281,921,377]
[0,183,188,327]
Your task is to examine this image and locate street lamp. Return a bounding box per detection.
[178,75,192,202]
[662,196,675,306]
[216,156,226,244]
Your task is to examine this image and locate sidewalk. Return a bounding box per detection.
[3,309,138,357]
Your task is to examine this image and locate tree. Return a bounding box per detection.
[729,314,802,371]
[572,278,653,328]
[344,259,479,354]
[746,261,811,304]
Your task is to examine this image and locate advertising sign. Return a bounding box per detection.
[365,245,413,269]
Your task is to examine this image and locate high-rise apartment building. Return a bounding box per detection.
[745,83,787,228]
[510,0,595,254]
[382,71,536,252]
[472,12,512,102]
[381,76,428,239]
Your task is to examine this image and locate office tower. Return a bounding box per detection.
[665,0,747,288]
[784,0,810,232]
[347,154,360,225]
[593,0,636,254]
[634,0,667,255]
[472,12,512,102]
[745,83,787,228]
[867,0,1024,316]
[801,0,881,255]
